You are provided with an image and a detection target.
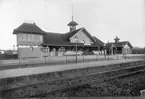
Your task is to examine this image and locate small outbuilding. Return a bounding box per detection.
[105,36,133,55]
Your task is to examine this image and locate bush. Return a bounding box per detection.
[0,54,18,60]
[132,47,145,54]
[82,51,94,55]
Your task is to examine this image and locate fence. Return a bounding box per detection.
[0,54,145,70]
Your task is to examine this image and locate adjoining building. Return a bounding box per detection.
[13,19,105,58]
[105,36,133,55]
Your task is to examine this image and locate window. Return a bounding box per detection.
[28,34,34,41]
[40,35,43,42]
[18,34,27,41]
[41,47,49,53]
[18,34,21,41]
[28,34,31,41]
[45,48,48,53]
[34,35,43,42]
[35,35,39,42]
[24,34,27,41]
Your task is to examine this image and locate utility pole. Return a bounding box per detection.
[76,40,78,63]
[75,35,78,63]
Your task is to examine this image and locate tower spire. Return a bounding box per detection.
[67,4,78,32]
[114,36,120,43]
[72,4,74,21]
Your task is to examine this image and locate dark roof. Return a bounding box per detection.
[65,28,96,43]
[43,28,90,46]
[13,23,45,34]
[67,21,79,26]
[106,41,133,49]
[43,32,71,45]
[13,23,104,47]
[65,28,82,39]
[43,28,102,46]
[92,36,104,47]
[117,41,133,48]
[105,43,114,49]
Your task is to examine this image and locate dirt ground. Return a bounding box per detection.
[40,71,145,97]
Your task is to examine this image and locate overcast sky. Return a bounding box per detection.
[0,0,144,50]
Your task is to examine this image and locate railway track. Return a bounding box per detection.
[31,63,145,97]
[36,64,145,97]
[1,61,145,98]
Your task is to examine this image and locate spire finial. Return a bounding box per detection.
[67,4,78,32]
[72,4,74,21]
[114,36,120,43]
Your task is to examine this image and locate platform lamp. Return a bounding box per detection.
[74,35,78,63]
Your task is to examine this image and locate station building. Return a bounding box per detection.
[13,19,105,58]
[105,36,133,55]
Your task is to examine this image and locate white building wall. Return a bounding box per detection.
[69,30,92,44]
[18,47,41,58]
[123,44,132,54]
[18,47,50,58]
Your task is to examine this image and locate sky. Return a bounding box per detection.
[0,0,144,50]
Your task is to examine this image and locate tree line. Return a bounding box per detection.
[132,47,145,54]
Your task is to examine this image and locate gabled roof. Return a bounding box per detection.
[65,27,95,42]
[65,28,83,39]
[106,41,133,49]
[43,28,91,46]
[117,41,133,48]
[92,36,104,47]
[105,43,114,49]
[13,23,104,47]
[43,28,103,46]
[67,20,78,26]
[81,28,96,42]
[43,32,71,45]
[13,23,45,34]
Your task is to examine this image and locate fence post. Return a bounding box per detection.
[108,54,109,60]
[44,56,47,64]
[66,55,67,64]
[4,51,5,60]
[105,54,106,60]
[117,54,119,60]
[96,54,97,61]
[19,57,21,68]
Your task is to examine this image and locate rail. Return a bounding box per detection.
[1,61,145,98]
